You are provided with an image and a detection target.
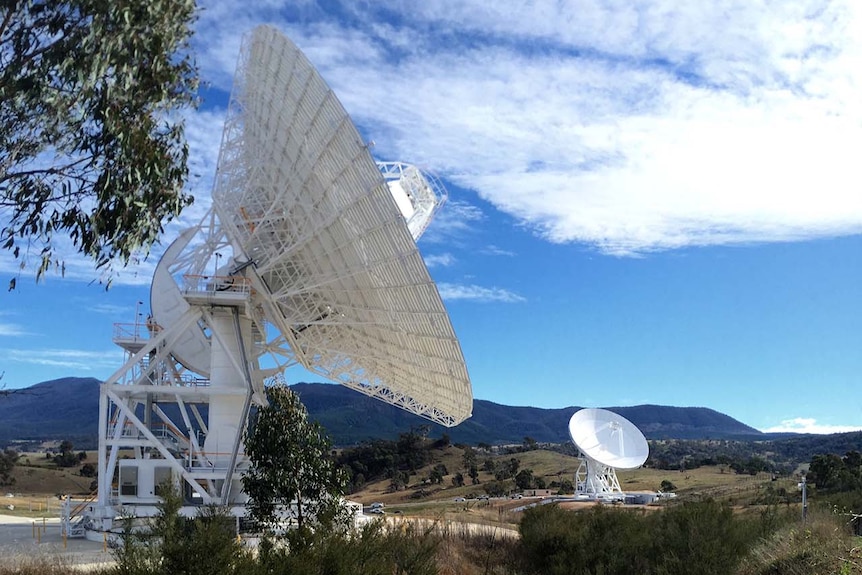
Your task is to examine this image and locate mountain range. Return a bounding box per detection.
[0,377,766,447]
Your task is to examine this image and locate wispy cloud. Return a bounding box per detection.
[438,283,525,303]
[0,322,30,336]
[88,303,133,316]
[202,0,862,256]
[424,253,456,268]
[0,310,31,336]
[420,200,485,245]
[482,245,515,257]
[762,418,862,435]
[8,1,862,285]
[1,348,122,371]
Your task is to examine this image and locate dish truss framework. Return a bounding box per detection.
[70,26,472,539]
[568,409,649,499]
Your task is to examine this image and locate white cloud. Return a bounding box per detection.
[8,1,862,285]
[482,245,515,257]
[438,283,525,303]
[420,200,485,245]
[424,253,456,268]
[762,418,862,435]
[210,0,862,255]
[0,322,29,337]
[88,303,133,316]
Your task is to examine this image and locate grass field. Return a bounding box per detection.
[337,445,809,539]
[1,446,802,522]
[2,451,96,518]
[3,446,849,575]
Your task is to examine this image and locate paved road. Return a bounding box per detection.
[0,515,115,570]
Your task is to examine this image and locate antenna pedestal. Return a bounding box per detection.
[85,296,259,538]
[575,455,623,500]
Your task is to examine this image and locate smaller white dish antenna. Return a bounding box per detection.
[568,408,649,499]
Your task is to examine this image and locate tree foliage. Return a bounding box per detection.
[242,385,348,534]
[337,429,436,492]
[809,451,862,492]
[427,463,448,484]
[114,485,247,575]
[0,448,17,485]
[494,457,520,481]
[515,468,534,490]
[0,0,198,279]
[52,439,80,467]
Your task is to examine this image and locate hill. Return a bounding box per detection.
[287,382,764,443]
[0,378,762,447]
[0,377,98,447]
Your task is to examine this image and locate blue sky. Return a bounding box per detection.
[2,1,862,434]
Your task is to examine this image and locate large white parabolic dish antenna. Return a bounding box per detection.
[148,25,471,426]
[82,25,472,538]
[212,25,471,425]
[568,408,649,469]
[568,408,648,497]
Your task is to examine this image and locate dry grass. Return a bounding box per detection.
[737,509,862,575]
[434,525,520,575]
[0,555,110,575]
[348,445,787,514]
[2,453,95,518]
[8,454,94,496]
[0,493,65,517]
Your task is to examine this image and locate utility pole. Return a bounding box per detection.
[798,474,808,523]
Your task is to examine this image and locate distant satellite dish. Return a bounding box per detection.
[568,408,649,498]
[82,25,472,537]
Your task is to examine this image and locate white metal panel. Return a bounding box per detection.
[568,408,649,469]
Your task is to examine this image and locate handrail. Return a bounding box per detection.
[182,274,252,294]
[68,490,98,519]
[112,321,161,341]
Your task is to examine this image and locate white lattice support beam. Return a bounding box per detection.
[106,388,213,503]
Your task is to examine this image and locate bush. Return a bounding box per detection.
[652,500,758,575]
[254,520,437,575]
[518,500,779,575]
[484,481,507,498]
[112,486,247,575]
[520,504,650,575]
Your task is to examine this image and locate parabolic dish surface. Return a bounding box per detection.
[568,408,649,469]
[210,26,472,426]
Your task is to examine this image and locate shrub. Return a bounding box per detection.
[519,500,779,575]
[520,504,650,575]
[112,486,247,575]
[254,520,438,575]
